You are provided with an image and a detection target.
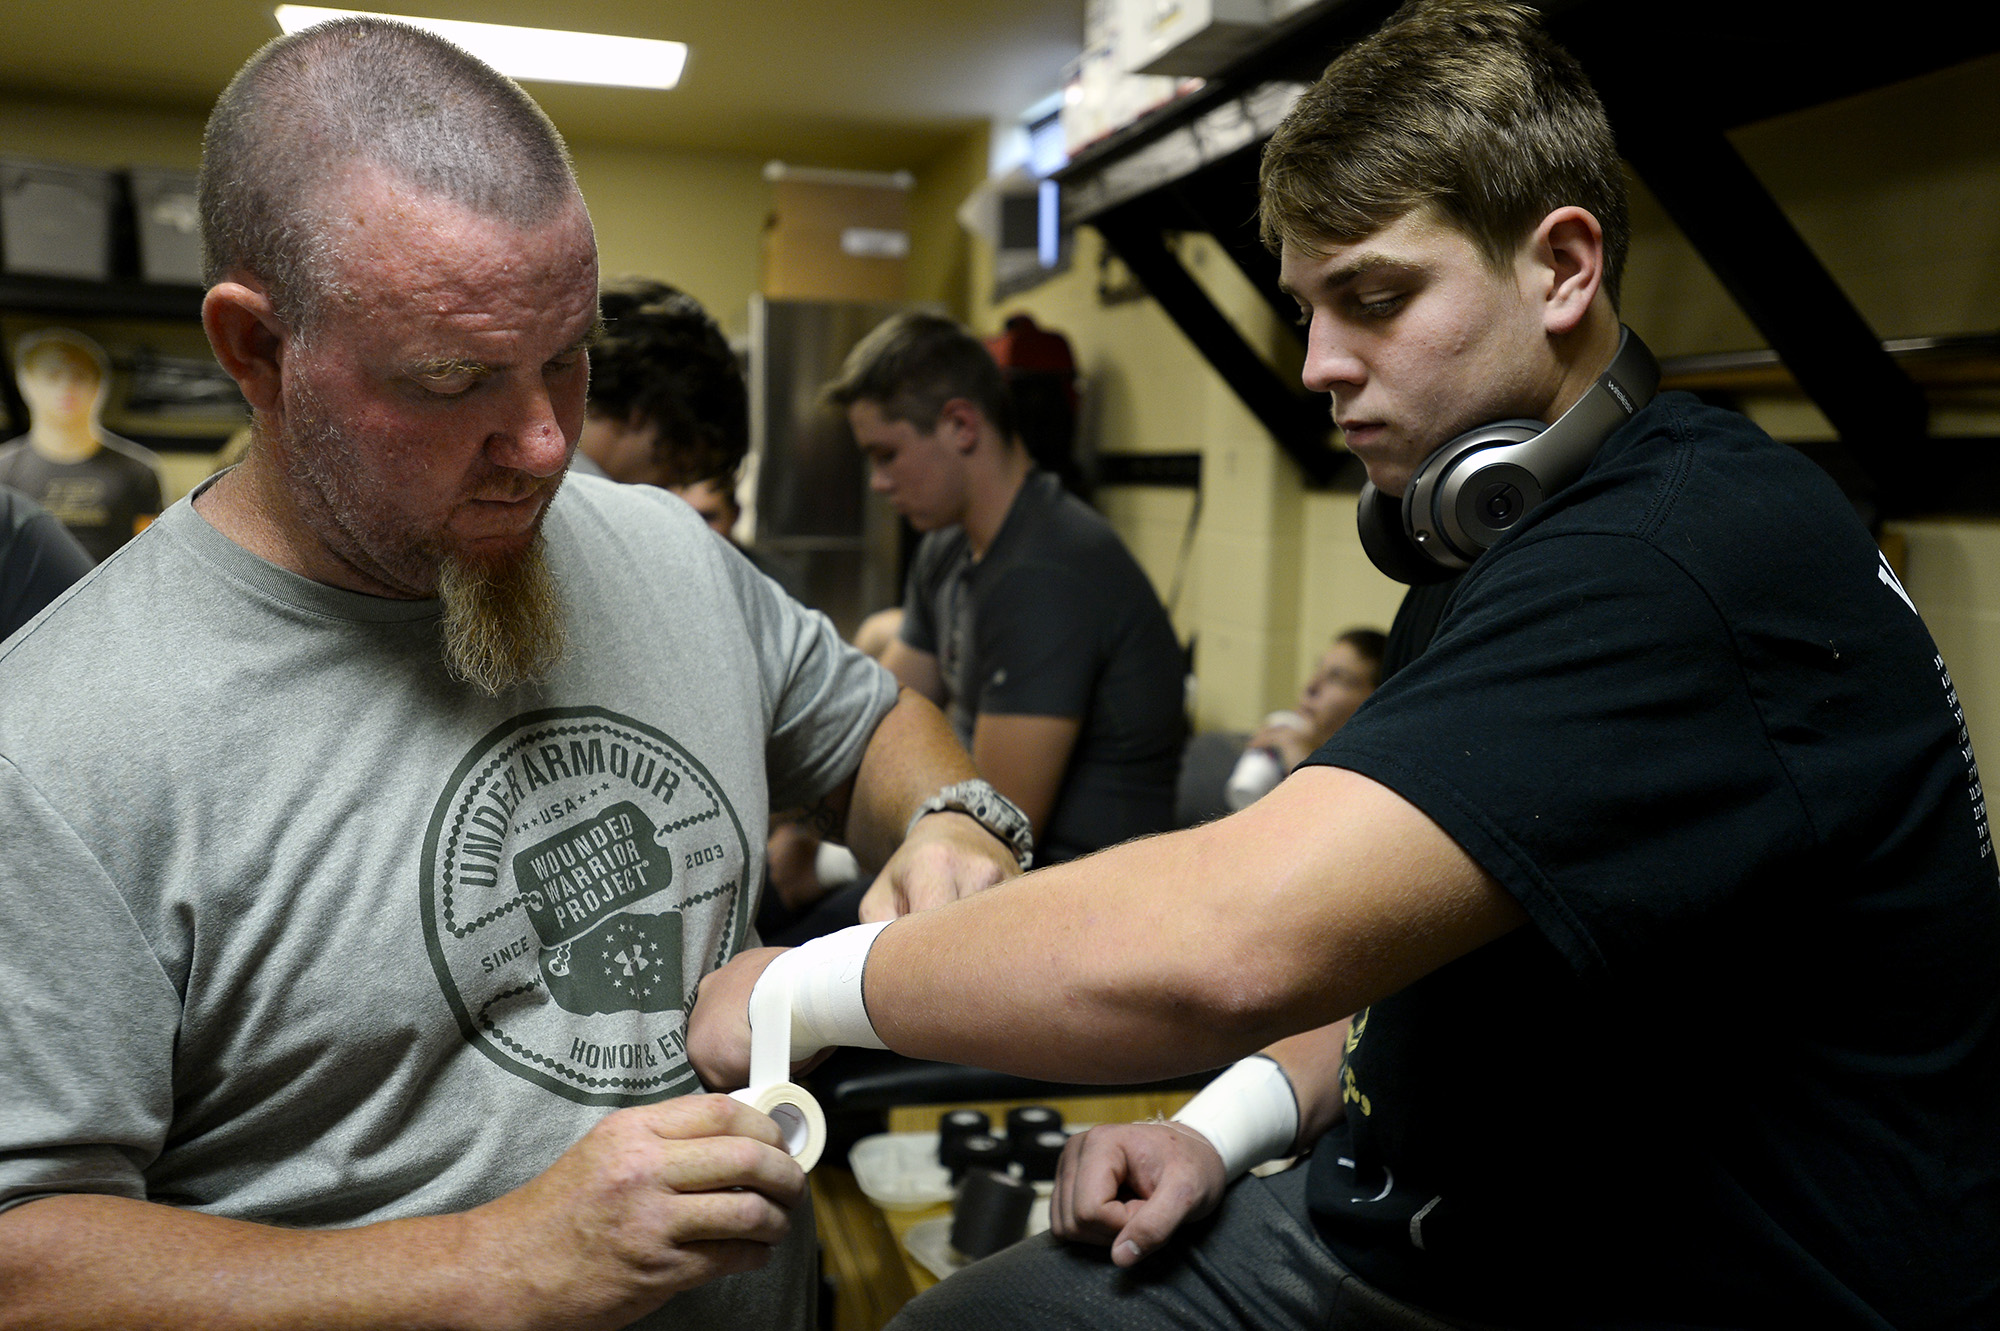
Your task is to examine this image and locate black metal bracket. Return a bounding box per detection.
[1096,451,1202,488]
[1094,206,1346,487]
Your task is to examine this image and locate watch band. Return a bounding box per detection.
[905,778,1035,869]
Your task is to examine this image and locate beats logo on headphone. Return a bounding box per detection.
[1357,325,1660,585]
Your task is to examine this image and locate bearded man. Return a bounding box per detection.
[0,17,1027,1330]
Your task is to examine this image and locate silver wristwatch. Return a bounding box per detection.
[905,778,1035,869]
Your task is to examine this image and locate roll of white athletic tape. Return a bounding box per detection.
[731,1079,826,1173]
[731,955,828,1171]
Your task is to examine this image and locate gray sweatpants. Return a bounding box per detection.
[885,1162,1473,1331]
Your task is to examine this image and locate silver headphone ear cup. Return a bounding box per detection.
[1358,481,1460,586]
[1355,325,1660,585]
[1403,421,1542,571]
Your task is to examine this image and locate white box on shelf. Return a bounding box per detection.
[1117,0,1273,79]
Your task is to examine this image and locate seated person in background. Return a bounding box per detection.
[0,328,163,562]
[575,278,747,512]
[1224,627,1386,809]
[578,280,785,586]
[674,470,741,540]
[0,483,93,641]
[829,312,1188,867]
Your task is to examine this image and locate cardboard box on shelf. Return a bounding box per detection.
[1118,0,1274,79]
[761,165,912,304]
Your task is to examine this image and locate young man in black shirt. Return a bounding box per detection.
[693,2,2000,1325]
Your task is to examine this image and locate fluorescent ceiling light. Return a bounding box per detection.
[273,6,688,90]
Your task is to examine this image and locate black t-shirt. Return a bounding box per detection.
[0,435,163,563]
[0,484,93,641]
[1380,573,1460,682]
[1302,394,2000,1329]
[902,470,1185,862]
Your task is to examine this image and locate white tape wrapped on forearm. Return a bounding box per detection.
[749,921,892,1069]
[1171,1054,1300,1181]
[730,922,890,1172]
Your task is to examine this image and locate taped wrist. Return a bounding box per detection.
[749,920,892,1069]
[1171,1054,1300,1181]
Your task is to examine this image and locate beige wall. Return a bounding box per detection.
[906,126,988,320]
[575,142,769,340]
[1889,520,2000,764]
[0,95,206,170]
[969,51,2000,750]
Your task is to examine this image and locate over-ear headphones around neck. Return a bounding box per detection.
[1357,325,1661,585]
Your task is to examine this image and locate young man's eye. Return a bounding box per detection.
[1356,293,1406,319]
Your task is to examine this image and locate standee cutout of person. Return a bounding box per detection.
[0,328,163,562]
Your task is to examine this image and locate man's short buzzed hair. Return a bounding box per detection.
[1260,0,1630,306]
[823,312,1016,441]
[198,16,581,327]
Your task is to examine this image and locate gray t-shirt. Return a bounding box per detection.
[0,472,896,1329]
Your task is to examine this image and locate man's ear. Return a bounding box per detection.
[1530,206,1606,337]
[937,397,984,455]
[202,281,290,415]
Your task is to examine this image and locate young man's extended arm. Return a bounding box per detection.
[689,763,1525,1086]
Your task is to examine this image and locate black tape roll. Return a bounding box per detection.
[937,1108,991,1174]
[950,1132,1008,1184]
[1005,1105,1062,1139]
[1016,1128,1068,1182]
[950,1167,1035,1260]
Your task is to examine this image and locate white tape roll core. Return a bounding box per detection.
[736,955,828,1171]
[731,1080,826,1173]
